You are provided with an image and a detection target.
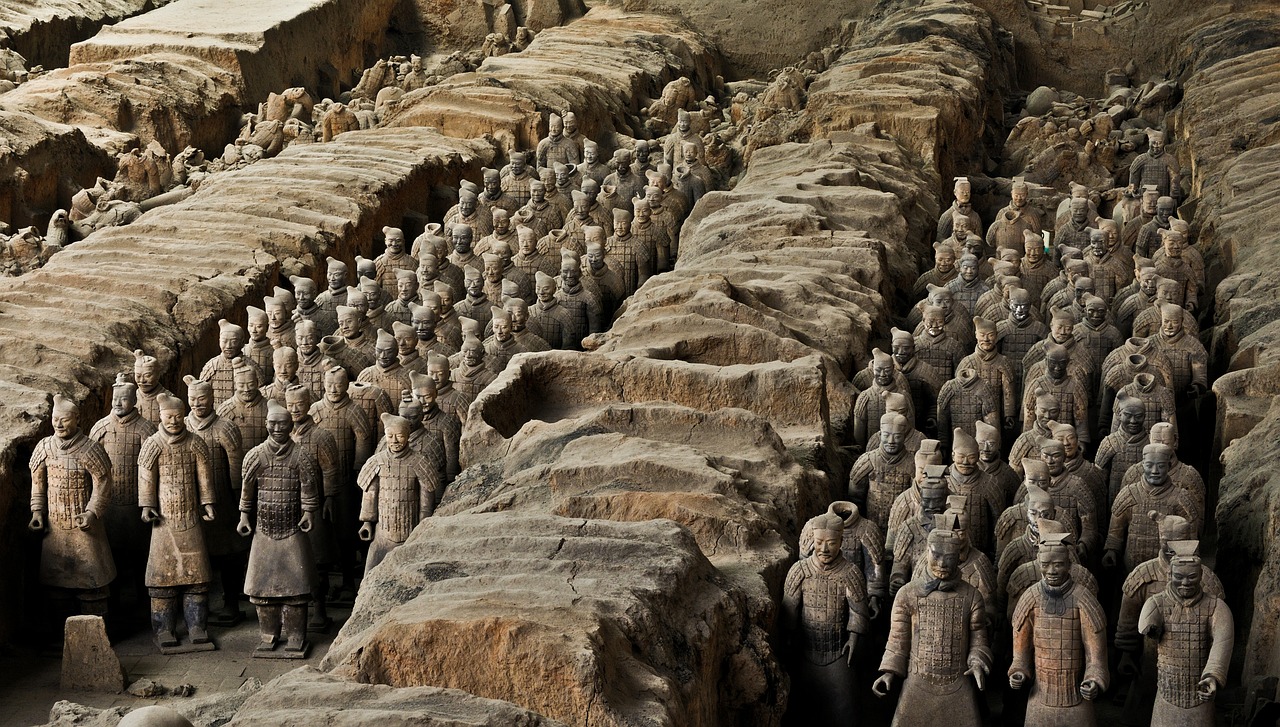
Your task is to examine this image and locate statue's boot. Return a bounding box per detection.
[151,596,179,647]
[282,604,308,652]
[184,590,210,644]
[255,605,281,651]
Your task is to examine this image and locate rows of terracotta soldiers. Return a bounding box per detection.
[25,111,711,658]
[786,169,1228,726]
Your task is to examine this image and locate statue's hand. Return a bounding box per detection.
[322,497,336,522]
[1196,676,1218,701]
[299,511,314,533]
[1102,550,1119,569]
[358,522,374,542]
[966,661,988,691]
[1009,670,1028,690]
[28,512,45,532]
[202,504,216,522]
[74,511,96,531]
[1141,621,1165,640]
[842,636,857,666]
[1079,679,1101,701]
[236,513,253,536]
[868,595,882,621]
[1003,417,1015,432]
[140,507,161,524]
[872,672,895,697]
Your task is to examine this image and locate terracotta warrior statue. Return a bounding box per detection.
[242,306,274,382]
[198,319,258,407]
[237,399,319,656]
[975,419,1018,504]
[1138,552,1231,727]
[1104,443,1199,573]
[29,394,116,620]
[800,501,886,618]
[138,393,217,650]
[849,412,916,534]
[888,327,942,434]
[184,375,247,625]
[133,350,174,426]
[1117,528,1224,723]
[1009,531,1109,726]
[90,373,157,596]
[358,413,442,573]
[987,177,1041,252]
[913,241,958,298]
[1128,129,1180,203]
[874,527,991,727]
[937,176,982,241]
[284,385,342,630]
[217,357,269,453]
[782,513,870,726]
[853,349,915,450]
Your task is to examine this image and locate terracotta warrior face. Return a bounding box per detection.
[1038,547,1071,588]
[189,388,213,418]
[1011,186,1028,209]
[1026,497,1056,528]
[52,408,80,439]
[465,274,484,298]
[1119,403,1145,436]
[1025,468,1051,492]
[235,375,258,404]
[247,317,268,341]
[560,263,580,288]
[385,423,409,454]
[323,373,348,403]
[492,316,512,342]
[385,230,404,255]
[507,301,529,331]
[428,362,450,388]
[265,409,292,443]
[976,327,997,353]
[462,342,483,367]
[160,407,185,436]
[1161,309,1183,339]
[958,257,977,283]
[1142,454,1170,487]
[1169,561,1202,599]
[1045,352,1069,381]
[510,154,527,175]
[880,420,908,456]
[872,358,893,387]
[936,249,956,275]
[327,267,346,292]
[924,311,945,337]
[812,529,843,568]
[111,388,137,417]
[891,338,915,368]
[927,545,960,581]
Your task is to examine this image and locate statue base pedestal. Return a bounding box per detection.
[253,642,311,659]
[157,640,217,655]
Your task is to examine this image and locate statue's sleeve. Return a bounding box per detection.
[297,451,321,513]
[781,562,805,634]
[220,422,244,489]
[1104,487,1134,555]
[879,587,914,677]
[860,525,887,599]
[137,436,161,510]
[350,408,374,467]
[1079,591,1110,691]
[844,566,870,636]
[29,440,49,512]
[192,435,216,507]
[969,587,993,670]
[847,454,873,504]
[358,464,380,524]
[1115,569,1146,652]
[240,446,263,513]
[83,439,114,519]
[1009,590,1037,680]
[1203,599,1234,687]
[1128,155,1145,190]
[318,432,341,498]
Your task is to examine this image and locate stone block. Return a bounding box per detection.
[60,615,124,693]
